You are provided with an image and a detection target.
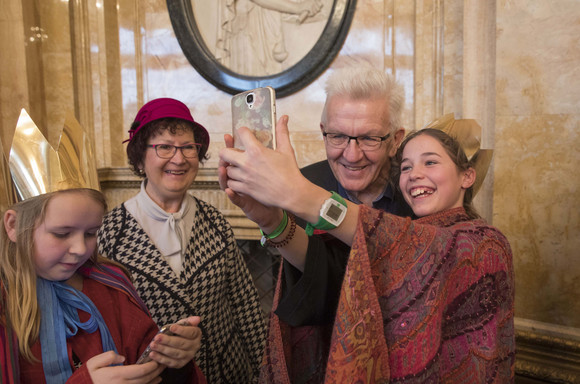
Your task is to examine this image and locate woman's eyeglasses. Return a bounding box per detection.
[147,144,201,159]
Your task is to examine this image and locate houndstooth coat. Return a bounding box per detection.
[97,197,266,383]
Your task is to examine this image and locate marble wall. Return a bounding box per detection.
[1,0,579,379]
[494,0,580,329]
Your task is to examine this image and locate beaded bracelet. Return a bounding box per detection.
[266,213,297,248]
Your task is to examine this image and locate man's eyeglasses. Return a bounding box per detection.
[147,144,201,159]
[322,132,391,151]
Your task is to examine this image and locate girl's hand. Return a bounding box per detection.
[86,351,164,383]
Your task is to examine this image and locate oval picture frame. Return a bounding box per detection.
[166,0,358,98]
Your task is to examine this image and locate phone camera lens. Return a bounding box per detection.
[246,93,254,104]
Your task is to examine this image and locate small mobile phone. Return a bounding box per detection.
[136,324,175,364]
[231,86,276,150]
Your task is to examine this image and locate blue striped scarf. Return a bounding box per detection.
[36,277,118,383]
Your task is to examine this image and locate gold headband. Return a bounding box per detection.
[422,113,493,196]
[4,109,100,204]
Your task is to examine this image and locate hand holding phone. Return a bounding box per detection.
[136,318,201,367]
[232,86,276,150]
[136,324,175,364]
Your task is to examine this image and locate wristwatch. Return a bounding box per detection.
[305,192,347,236]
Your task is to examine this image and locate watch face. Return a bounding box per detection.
[322,199,347,226]
[327,203,344,221]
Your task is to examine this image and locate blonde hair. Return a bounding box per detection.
[0,188,107,361]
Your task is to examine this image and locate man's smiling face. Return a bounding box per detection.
[322,95,401,204]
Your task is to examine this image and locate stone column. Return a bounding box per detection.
[0,0,29,150]
[463,0,496,222]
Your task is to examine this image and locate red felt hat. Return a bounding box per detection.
[125,98,210,157]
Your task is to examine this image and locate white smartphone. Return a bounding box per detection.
[136,324,174,364]
[231,86,276,150]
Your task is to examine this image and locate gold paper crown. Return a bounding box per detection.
[422,113,493,195]
[2,109,100,204]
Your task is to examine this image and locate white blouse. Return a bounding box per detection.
[124,180,196,275]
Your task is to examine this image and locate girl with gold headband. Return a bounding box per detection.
[218,115,515,382]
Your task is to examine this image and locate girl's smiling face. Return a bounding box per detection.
[399,134,475,217]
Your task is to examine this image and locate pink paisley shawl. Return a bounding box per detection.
[260,207,515,383]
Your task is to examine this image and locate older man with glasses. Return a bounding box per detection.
[275,64,414,321]
[219,64,414,382]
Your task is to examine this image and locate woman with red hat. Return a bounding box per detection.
[97,98,266,383]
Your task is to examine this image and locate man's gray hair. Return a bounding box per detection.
[322,65,405,133]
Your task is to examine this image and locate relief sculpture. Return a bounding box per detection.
[167,0,357,96]
[213,0,328,76]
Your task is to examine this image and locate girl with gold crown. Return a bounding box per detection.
[0,110,206,383]
[219,116,516,382]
